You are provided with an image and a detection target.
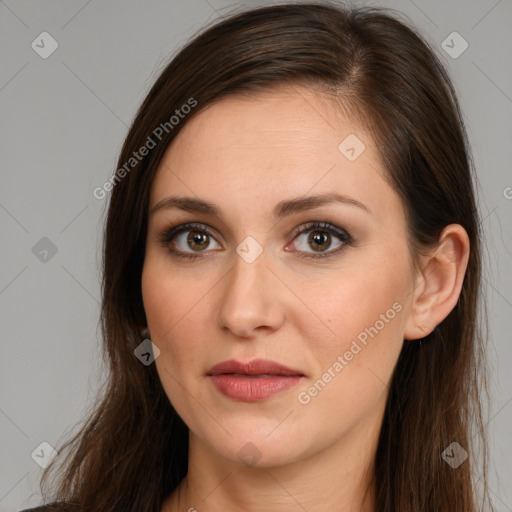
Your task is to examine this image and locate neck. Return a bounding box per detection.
[164,415,381,512]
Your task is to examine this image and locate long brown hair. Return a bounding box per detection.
[41,2,493,511]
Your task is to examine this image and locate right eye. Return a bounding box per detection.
[157,222,222,260]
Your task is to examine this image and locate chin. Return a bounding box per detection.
[193,419,316,470]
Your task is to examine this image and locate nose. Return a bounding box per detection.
[216,248,286,338]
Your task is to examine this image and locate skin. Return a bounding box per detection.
[141,85,470,512]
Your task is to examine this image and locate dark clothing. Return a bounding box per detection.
[20,505,70,512]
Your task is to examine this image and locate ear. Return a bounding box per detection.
[404,224,470,341]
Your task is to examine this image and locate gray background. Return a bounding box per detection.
[0,0,511,510]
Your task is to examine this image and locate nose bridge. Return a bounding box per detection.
[217,245,284,336]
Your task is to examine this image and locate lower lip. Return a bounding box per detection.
[209,374,303,402]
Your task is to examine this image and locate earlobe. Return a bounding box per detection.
[404,224,470,341]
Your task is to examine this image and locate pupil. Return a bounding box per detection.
[309,231,330,252]
[188,231,208,251]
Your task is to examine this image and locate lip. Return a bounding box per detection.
[207,359,305,402]
[208,358,304,377]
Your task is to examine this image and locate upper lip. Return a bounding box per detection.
[207,358,304,377]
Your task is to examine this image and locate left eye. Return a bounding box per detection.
[288,221,351,257]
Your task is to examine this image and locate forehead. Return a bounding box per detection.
[165,86,359,167]
[149,86,399,223]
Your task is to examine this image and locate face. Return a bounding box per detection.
[142,85,417,469]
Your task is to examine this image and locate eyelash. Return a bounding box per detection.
[157,220,353,261]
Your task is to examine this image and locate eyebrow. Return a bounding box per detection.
[150,192,371,220]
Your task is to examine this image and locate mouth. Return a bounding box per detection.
[207,358,304,377]
[218,373,287,378]
[207,359,305,402]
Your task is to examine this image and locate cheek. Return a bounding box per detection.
[142,258,212,421]
[142,255,203,361]
[297,249,410,390]
[302,260,407,349]
[292,286,405,439]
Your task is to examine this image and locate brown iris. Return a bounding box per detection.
[309,231,331,252]
[187,231,209,251]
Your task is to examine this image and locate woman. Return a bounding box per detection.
[23,2,493,511]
